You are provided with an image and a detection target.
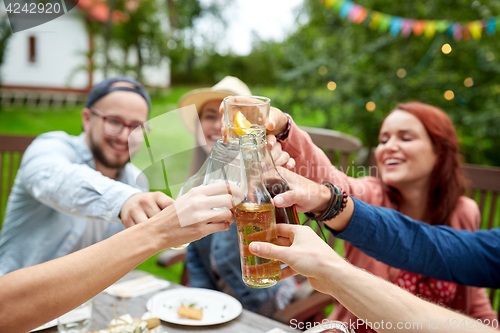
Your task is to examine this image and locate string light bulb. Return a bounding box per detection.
[319,66,328,75]
[327,81,337,91]
[444,90,455,100]
[366,101,376,112]
[442,44,452,54]
[397,68,407,78]
[464,78,474,87]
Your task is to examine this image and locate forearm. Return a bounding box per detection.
[333,198,500,288]
[281,121,340,183]
[0,219,166,333]
[23,161,141,221]
[281,121,384,203]
[328,262,493,332]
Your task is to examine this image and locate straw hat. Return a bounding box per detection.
[178,76,252,135]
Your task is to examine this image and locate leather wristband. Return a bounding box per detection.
[304,181,348,222]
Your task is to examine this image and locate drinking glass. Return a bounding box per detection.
[224,96,270,144]
[57,299,92,333]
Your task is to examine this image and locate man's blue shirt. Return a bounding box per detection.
[0,132,144,276]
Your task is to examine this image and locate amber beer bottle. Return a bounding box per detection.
[252,129,300,225]
[236,134,281,288]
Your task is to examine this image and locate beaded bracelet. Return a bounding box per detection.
[304,181,349,222]
[275,113,292,141]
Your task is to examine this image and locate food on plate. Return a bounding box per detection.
[86,313,164,333]
[177,304,203,320]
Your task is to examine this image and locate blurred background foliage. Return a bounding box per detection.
[177,0,500,166]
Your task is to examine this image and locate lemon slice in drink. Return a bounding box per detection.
[233,111,253,136]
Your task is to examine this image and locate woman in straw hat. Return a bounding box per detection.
[178,76,298,316]
[178,76,252,175]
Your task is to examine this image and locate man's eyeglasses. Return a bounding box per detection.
[89,108,148,141]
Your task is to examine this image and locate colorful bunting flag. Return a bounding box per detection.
[424,21,437,38]
[324,0,337,8]
[486,18,497,35]
[468,21,483,40]
[332,0,345,12]
[369,12,382,30]
[378,14,391,32]
[339,1,354,18]
[347,4,363,22]
[389,17,403,36]
[401,19,414,37]
[435,20,450,33]
[413,20,425,36]
[322,0,499,40]
[452,23,462,41]
[354,8,368,24]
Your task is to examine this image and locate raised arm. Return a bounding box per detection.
[272,169,500,288]
[0,182,239,333]
[249,224,497,333]
[333,198,500,289]
[269,110,388,206]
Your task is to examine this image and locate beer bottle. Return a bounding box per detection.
[235,134,281,288]
[252,129,300,225]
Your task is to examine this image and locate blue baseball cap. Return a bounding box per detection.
[86,76,151,112]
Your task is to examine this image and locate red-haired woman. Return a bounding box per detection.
[271,102,497,331]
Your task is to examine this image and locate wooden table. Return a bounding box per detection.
[43,270,299,333]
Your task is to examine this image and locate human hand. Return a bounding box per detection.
[152,182,243,249]
[273,167,353,231]
[249,224,342,295]
[272,167,330,214]
[120,192,174,228]
[266,107,289,136]
[267,134,295,169]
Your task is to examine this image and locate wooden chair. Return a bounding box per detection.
[300,126,362,248]
[300,126,362,171]
[0,135,36,227]
[273,162,500,325]
[156,127,363,288]
[462,164,500,315]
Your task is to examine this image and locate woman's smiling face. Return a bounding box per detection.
[374,110,438,190]
[198,99,224,153]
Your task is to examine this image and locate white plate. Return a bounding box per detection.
[31,319,58,332]
[146,288,242,326]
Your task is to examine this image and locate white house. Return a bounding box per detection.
[0,0,170,106]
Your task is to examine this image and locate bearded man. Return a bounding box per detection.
[0,77,172,276]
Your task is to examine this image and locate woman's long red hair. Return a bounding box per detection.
[384,102,466,226]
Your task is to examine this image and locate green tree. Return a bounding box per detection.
[259,0,500,166]
[0,18,12,88]
[96,0,229,83]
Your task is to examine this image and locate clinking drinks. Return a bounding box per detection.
[235,202,281,288]
[236,133,281,288]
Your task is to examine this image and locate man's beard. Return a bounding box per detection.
[89,135,130,169]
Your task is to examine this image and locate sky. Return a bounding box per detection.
[198,0,305,55]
